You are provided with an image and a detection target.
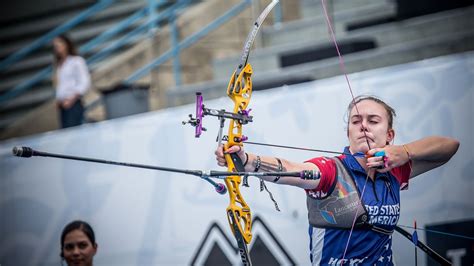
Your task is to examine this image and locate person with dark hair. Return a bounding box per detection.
[215,95,459,265]
[60,220,98,266]
[52,34,91,128]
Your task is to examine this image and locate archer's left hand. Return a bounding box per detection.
[215,144,246,168]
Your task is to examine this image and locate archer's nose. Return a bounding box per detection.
[360,121,369,132]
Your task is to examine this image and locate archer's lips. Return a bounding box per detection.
[358,136,374,142]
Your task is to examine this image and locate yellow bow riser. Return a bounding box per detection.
[224,63,253,244]
[225,172,252,244]
[227,63,253,119]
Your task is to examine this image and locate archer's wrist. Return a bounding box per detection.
[244,153,262,172]
[402,144,413,161]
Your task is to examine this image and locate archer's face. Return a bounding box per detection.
[62,229,97,266]
[347,99,394,154]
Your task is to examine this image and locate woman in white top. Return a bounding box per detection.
[53,34,91,128]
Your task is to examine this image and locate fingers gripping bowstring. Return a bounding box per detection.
[320,0,373,262]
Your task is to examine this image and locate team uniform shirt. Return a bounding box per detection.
[55,56,91,101]
[306,147,411,265]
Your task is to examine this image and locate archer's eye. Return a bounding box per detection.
[369,118,383,125]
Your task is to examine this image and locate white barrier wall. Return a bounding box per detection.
[1,52,472,265]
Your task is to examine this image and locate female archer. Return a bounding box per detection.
[215,95,459,265]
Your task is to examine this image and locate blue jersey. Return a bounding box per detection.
[306,147,410,265]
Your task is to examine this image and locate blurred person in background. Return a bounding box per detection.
[52,34,91,128]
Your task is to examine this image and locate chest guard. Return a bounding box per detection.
[307,157,369,229]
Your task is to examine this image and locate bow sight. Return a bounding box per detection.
[183,92,253,142]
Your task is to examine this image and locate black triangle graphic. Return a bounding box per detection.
[249,235,279,265]
[190,215,296,265]
[203,242,232,266]
[190,222,235,265]
[251,216,297,265]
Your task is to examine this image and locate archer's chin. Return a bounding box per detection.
[352,143,370,154]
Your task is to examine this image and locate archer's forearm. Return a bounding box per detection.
[403,136,459,178]
[405,136,459,163]
[245,153,320,189]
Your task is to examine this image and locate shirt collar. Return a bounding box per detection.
[342,146,366,174]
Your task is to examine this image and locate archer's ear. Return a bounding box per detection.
[387,128,395,144]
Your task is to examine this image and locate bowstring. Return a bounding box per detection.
[320,0,373,262]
